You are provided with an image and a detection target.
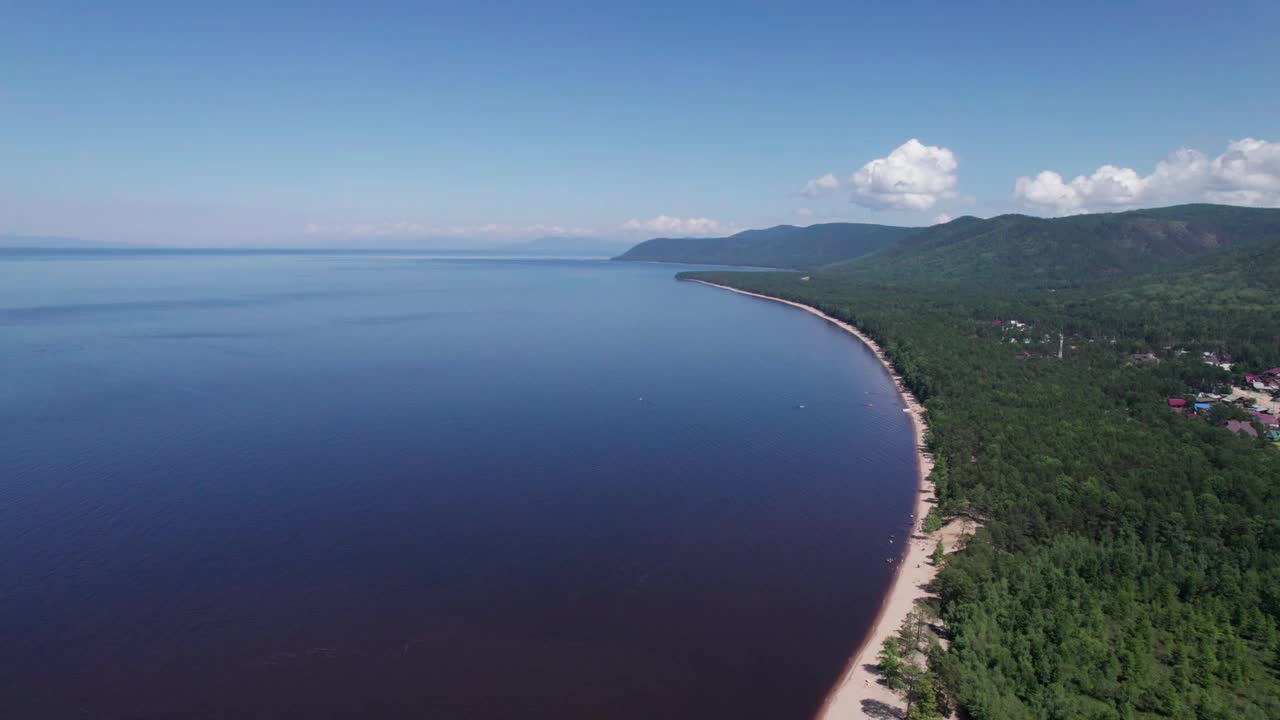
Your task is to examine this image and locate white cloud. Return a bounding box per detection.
[799,173,840,198]
[850,139,959,210]
[621,215,737,236]
[794,207,815,218]
[932,213,953,225]
[1206,138,1280,206]
[1013,167,1143,215]
[519,224,598,238]
[1014,138,1280,215]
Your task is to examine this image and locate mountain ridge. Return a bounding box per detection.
[827,203,1280,287]
[613,222,917,269]
[620,204,1280,285]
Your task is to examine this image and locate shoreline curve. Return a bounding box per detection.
[683,278,952,720]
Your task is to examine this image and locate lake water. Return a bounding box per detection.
[0,251,917,719]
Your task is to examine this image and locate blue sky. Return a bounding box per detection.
[3,1,1279,246]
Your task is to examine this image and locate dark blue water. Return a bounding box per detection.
[0,251,917,719]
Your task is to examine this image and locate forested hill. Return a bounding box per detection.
[675,210,1280,718]
[1059,234,1280,366]
[828,204,1280,288]
[612,222,915,269]
[616,205,1280,282]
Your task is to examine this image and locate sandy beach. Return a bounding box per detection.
[688,279,969,719]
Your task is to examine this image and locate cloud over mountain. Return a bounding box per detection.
[1014,138,1280,215]
[621,215,737,236]
[850,139,959,210]
[798,173,840,198]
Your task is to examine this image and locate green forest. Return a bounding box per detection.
[613,221,914,269]
[666,204,1280,719]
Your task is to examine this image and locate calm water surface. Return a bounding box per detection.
[0,251,917,719]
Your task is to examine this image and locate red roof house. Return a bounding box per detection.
[1253,411,1279,427]
[1227,420,1259,437]
[1167,398,1187,408]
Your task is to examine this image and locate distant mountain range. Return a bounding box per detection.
[497,236,634,256]
[613,222,917,269]
[0,234,126,248]
[16,204,1280,275]
[616,204,1280,287]
[0,233,633,256]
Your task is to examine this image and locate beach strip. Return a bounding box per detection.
[685,279,964,719]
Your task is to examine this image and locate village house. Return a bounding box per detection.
[1246,374,1280,393]
[1244,367,1280,391]
[990,319,1028,331]
[1202,351,1233,371]
[1226,419,1259,438]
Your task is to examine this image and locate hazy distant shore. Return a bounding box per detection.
[684,278,966,719]
[616,258,792,271]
